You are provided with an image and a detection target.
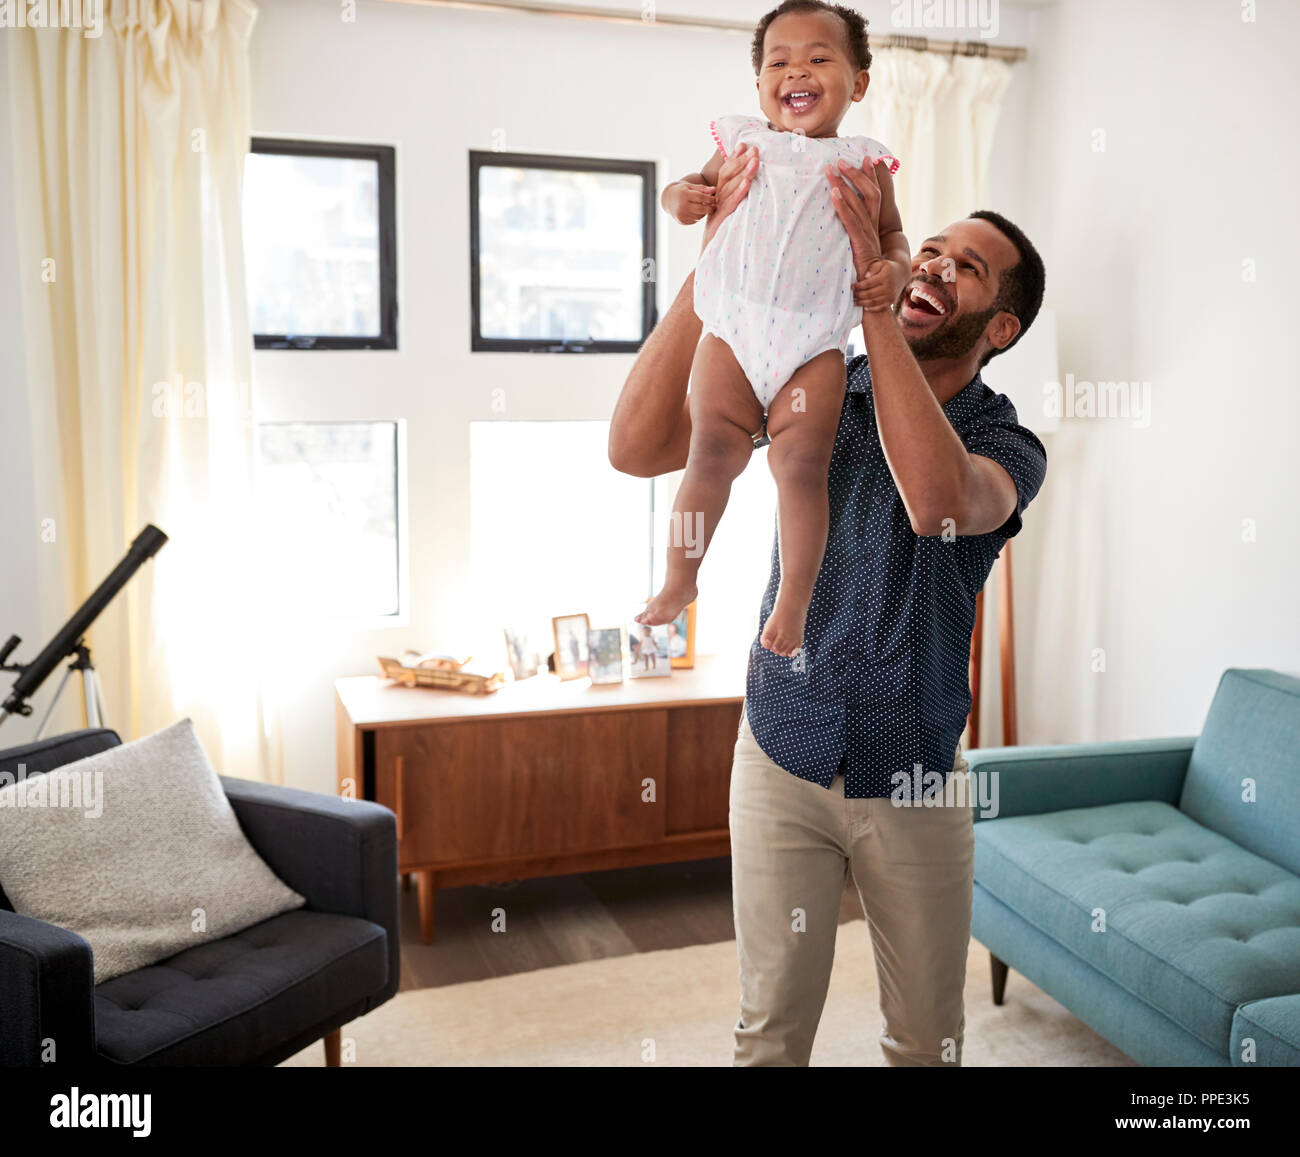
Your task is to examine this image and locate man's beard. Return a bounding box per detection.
[898,292,1001,363]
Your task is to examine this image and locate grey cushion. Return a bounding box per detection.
[0,718,304,983]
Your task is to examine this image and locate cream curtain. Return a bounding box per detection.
[9,1,282,781]
[855,48,1013,239]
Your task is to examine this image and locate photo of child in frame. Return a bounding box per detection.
[626,620,671,678]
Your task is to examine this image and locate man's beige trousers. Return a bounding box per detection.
[729,706,975,1066]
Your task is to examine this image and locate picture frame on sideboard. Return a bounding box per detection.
[669,601,696,668]
[552,613,591,680]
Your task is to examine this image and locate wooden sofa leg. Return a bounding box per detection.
[991,953,1009,1006]
[324,1027,342,1067]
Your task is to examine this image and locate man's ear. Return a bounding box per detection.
[986,311,1021,357]
[852,70,870,102]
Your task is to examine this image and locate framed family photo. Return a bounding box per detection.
[503,626,540,681]
[668,602,696,668]
[552,613,590,680]
[586,627,624,685]
[626,619,671,678]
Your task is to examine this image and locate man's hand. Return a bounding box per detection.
[826,157,886,277]
[702,143,758,251]
[663,181,716,225]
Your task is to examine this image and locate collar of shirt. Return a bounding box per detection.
[846,352,985,416]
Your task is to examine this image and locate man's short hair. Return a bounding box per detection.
[967,210,1046,367]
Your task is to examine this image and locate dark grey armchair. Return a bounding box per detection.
[0,727,399,1067]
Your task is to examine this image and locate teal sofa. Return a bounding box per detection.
[968,668,1300,1066]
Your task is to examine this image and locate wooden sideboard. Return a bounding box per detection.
[335,655,745,942]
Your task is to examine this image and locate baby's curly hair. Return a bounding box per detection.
[751,1,872,75]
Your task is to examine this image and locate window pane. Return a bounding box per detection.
[477,166,645,343]
[470,421,651,657]
[256,422,400,617]
[245,151,381,338]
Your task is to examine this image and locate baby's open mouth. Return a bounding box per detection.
[781,90,820,113]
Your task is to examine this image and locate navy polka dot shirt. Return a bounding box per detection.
[746,354,1048,798]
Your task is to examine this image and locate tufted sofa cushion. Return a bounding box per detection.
[975,800,1300,1057]
[94,909,386,1065]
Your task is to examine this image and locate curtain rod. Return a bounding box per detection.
[385,0,1029,63]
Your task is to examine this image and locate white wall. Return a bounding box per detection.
[1009,0,1300,743]
[248,0,1039,791]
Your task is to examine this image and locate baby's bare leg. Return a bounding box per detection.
[637,334,763,626]
[760,349,847,656]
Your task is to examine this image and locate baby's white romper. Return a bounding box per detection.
[694,114,899,410]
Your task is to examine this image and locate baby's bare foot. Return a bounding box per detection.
[760,597,807,657]
[636,582,697,627]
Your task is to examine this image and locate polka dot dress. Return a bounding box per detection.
[694,114,900,410]
[745,356,1049,797]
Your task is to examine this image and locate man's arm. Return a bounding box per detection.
[827,159,1019,536]
[860,308,1020,535]
[607,269,702,478]
[609,144,757,477]
[855,163,911,313]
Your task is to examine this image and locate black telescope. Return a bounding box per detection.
[0,523,168,728]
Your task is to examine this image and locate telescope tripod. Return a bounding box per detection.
[0,642,110,738]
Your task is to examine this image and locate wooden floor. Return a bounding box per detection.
[397,859,866,992]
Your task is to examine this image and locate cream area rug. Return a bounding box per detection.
[282,932,1135,1067]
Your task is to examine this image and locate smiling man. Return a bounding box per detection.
[608,147,1047,1067]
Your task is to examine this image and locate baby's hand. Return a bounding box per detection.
[664,181,717,226]
[852,258,909,313]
